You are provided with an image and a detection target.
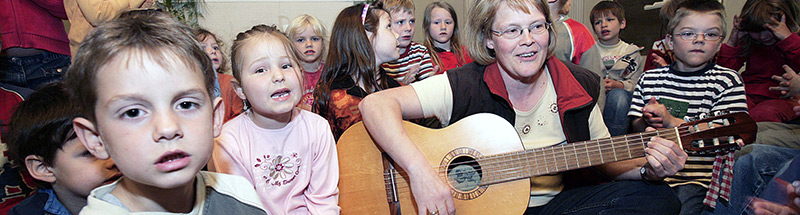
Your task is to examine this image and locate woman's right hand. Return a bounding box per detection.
[408,166,456,215]
[728,15,747,47]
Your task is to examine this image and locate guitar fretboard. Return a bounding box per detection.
[478,128,682,185]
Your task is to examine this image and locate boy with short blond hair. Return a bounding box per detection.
[65,10,267,214]
[6,82,121,215]
[586,0,645,136]
[628,0,747,214]
[380,0,437,84]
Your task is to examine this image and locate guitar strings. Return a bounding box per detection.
[376,121,739,194]
[380,127,688,177]
[378,129,691,191]
[379,134,683,194]
[379,130,683,184]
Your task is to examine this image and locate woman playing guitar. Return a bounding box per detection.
[358,0,689,214]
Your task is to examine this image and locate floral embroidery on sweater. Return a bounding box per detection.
[254,153,302,186]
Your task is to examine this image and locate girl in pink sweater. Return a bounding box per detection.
[209,24,339,214]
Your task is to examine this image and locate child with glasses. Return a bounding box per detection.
[628,0,748,214]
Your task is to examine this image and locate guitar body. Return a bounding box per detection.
[337,114,530,215]
[337,111,758,214]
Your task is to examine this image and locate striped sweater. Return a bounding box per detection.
[628,63,748,187]
[381,41,435,83]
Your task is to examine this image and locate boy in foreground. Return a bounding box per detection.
[66,10,267,214]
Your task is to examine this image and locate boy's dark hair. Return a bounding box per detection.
[667,0,727,36]
[6,82,78,188]
[65,9,216,123]
[590,1,626,23]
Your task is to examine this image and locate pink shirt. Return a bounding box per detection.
[210,110,340,214]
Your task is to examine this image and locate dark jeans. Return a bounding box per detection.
[603,89,633,136]
[713,144,799,215]
[524,180,680,215]
[0,51,70,90]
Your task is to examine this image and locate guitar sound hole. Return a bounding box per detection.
[446,156,482,192]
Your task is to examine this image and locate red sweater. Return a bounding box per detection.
[718,33,800,100]
[0,0,70,55]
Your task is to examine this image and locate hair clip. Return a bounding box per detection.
[361,3,370,25]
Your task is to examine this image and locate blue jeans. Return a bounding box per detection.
[603,89,633,136]
[525,180,680,215]
[0,51,70,90]
[713,144,800,215]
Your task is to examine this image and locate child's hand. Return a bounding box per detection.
[728,15,747,47]
[794,100,800,117]
[642,98,683,128]
[750,180,800,215]
[766,14,793,42]
[603,79,624,92]
[770,65,800,99]
[402,64,421,85]
[650,53,668,68]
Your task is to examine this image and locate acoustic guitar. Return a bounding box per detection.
[337,112,757,215]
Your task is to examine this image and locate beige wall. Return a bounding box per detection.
[198,0,745,61]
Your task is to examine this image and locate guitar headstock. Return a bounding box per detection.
[679,112,757,155]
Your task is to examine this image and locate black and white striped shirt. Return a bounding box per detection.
[628,63,748,187]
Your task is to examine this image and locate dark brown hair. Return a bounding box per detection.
[736,0,800,56]
[6,82,79,188]
[590,1,626,24]
[312,3,391,121]
[65,9,215,123]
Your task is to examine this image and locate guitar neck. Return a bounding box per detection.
[478,127,682,185]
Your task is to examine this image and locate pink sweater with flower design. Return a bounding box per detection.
[210,109,340,214]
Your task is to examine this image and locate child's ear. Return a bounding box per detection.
[232,78,247,101]
[665,34,674,50]
[211,96,224,138]
[25,155,56,183]
[620,19,627,29]
[73,117,110,160]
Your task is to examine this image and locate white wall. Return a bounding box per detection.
[198,1,352,58]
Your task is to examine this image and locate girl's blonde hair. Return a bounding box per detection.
[423,1,468,68]
[285,14,329,63]
[195,28,230,74]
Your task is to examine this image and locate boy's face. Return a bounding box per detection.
[235,36,303,127]
[592,14,625,44]
[668,12,724,72]
[390,9,416,49]
[77,50,223,190]
[51,138,121,197]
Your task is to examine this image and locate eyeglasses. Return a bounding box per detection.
[672,32,724,41]
[491,22,551,39]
